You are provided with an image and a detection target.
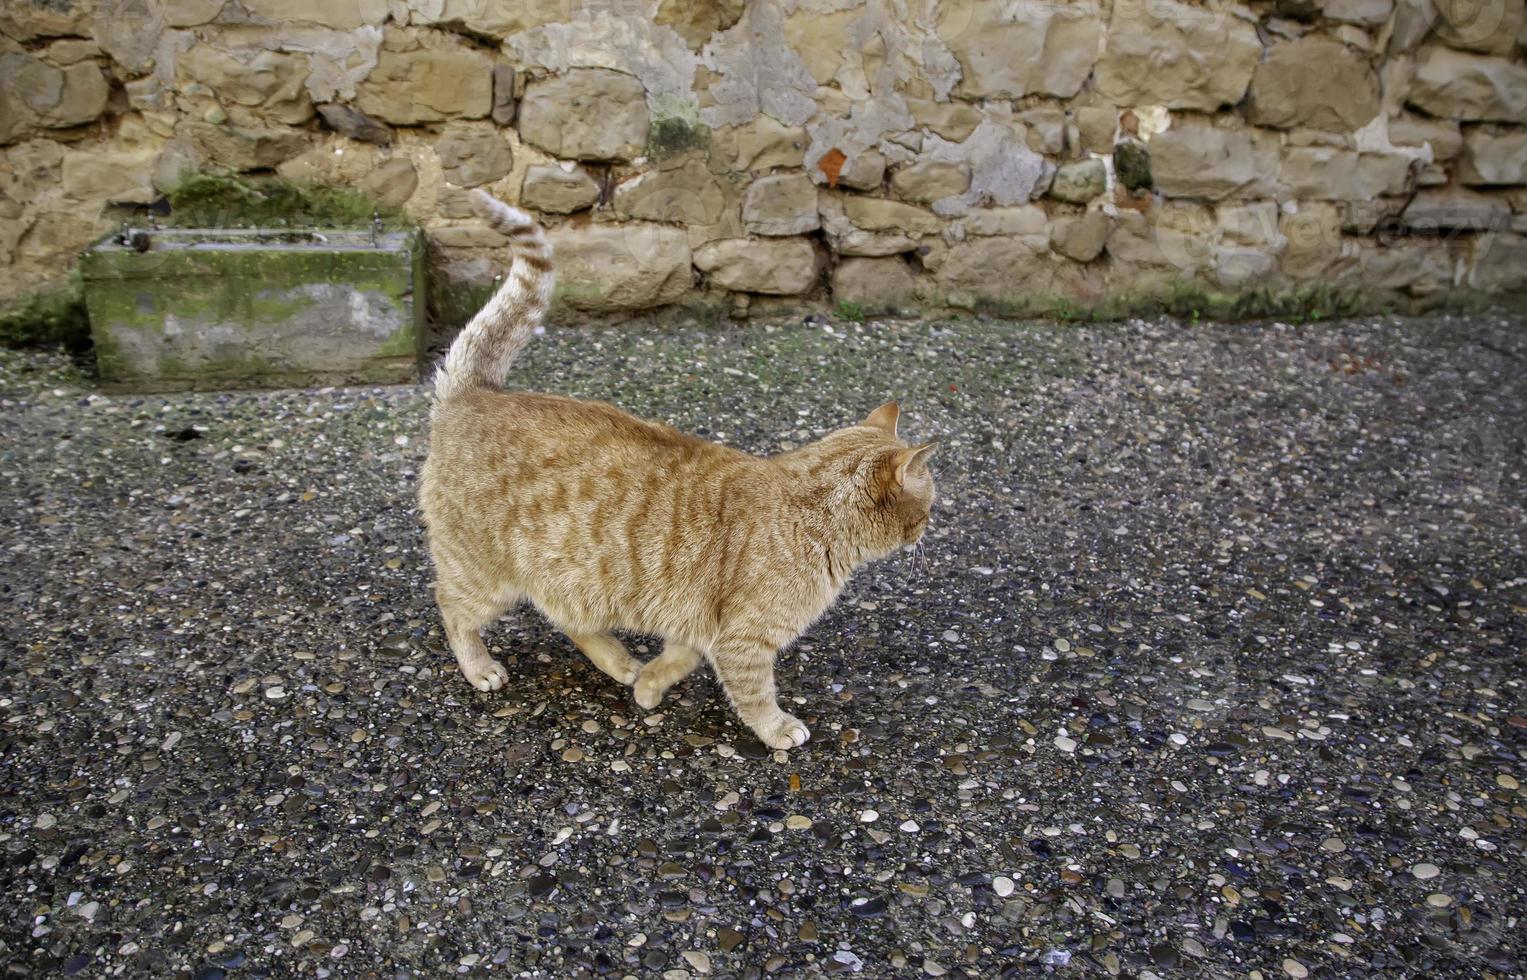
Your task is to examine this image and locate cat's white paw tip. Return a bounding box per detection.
[464,659,509,693]
[761,715,811,750]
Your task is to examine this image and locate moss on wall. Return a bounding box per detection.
[0,277,92,353]
[165,173,409,230]
[647,95,710,160]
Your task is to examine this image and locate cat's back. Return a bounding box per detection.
[425,388,743,488]
[423,388,788,638]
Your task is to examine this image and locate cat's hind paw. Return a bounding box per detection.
[462,657,510,692]
[758,713,811,751]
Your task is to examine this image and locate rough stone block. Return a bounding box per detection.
[519,68,649,162]
[1460,127,1527,185]
[938,0,1102,99]
[933,235,1049,303]
[1248,38,1381,131]
[842,197,942,235]
[80,228,425,390]
[548,223,693,312]
[835,150,886,191]
[521,165,600,214]
[743,173,819,235]
[0,51,109,142]
[1048,159,1106,203]
[906,99,984,141]
[1150,121,1279,201]
[435,127,513,188]
[832,256,915,307]
[1467,232,1527,290]
[62,147,159,204]
[694,237,818,294]
[615,157,729,225]
[356,47,492,125]
[316,103,392,145]
[1051,210,1111,262]
[890,161,971,205]
[708,115,807,172]
[1408,45,1527,122]
[1279,146,1413,199]
[358,158,419,209]
[1096,0,1260,111]
[964,205,1048,239]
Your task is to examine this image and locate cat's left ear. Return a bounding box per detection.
[893,442,938,485]
[863,400,900,435]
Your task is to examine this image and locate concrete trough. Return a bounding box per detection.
[80,227,425,391]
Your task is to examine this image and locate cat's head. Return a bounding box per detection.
[828,400,938,557]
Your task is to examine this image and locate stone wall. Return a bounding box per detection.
[3,0,1526,317]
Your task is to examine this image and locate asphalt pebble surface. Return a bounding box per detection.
[1,313,1523,977]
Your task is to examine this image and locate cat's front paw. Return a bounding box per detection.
[633,669,666,710]
[462,657,509,692]
[757,712,811,751]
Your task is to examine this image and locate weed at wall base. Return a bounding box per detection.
[0,277,91,353]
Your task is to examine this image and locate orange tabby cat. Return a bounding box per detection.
[419,190,936,750]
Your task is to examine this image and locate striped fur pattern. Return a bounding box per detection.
[432,189,554,406]
[420,196,937,751]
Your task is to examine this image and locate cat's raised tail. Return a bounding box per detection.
[432,189,555,406]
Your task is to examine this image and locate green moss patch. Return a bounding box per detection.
[649,116,710,160]
[165,173,410,230]
[647,96,710,161]
[1114,142,1152,193]
[0,277,92,353]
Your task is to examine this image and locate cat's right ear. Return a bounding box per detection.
[863,400,900,435]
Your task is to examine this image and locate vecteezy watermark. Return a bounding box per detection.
[1375,210,1511,249]
[1141,203,1513,279]
[1430,0,1519,49]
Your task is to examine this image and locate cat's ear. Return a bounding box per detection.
[864,400,900,435]
[892,442,938,485]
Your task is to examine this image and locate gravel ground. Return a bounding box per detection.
[1,313,1524,980]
